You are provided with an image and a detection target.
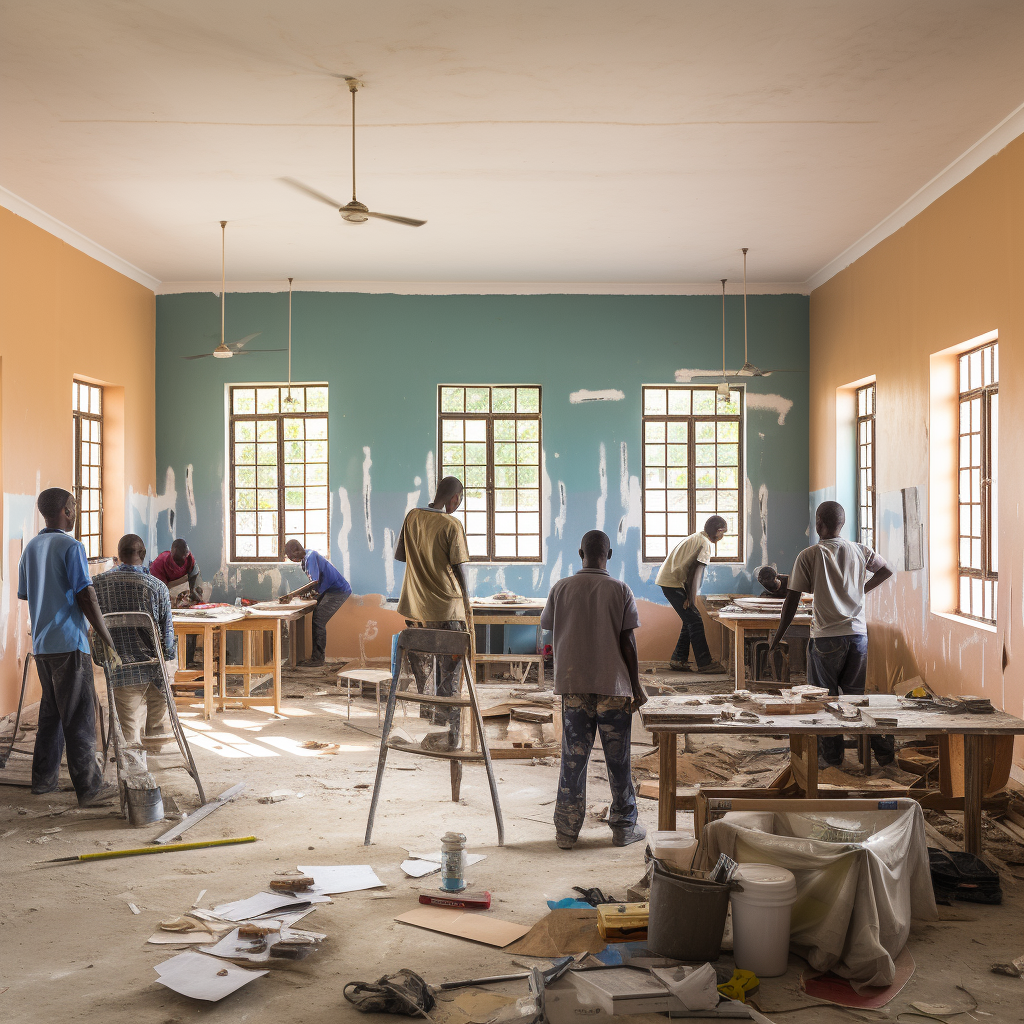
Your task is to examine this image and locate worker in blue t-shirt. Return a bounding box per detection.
[17,487,122,806]
[280,540,352,667]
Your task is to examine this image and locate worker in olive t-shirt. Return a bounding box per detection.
[394,476,471,748]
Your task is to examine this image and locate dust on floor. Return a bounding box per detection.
[1,669,1023,1024]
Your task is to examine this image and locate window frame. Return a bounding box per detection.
[956,342,998,623]
[640,384,745,564]
[228,383,330,563]
[72,380,103,558]
[437,385,543,563]
[856,383,876,549]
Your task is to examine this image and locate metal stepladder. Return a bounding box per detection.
[363,627,504,846]
[90,611,205,813]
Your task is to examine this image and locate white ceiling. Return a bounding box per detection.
[2,1,1024,289]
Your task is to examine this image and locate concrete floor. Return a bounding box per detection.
[2,671,1023,1024]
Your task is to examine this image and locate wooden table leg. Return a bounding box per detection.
[658,732,677,830]
[805,733,818,797]
[203,625,213,720]
[964,733,983,856]
[450,761,463,802]
[218,625,228,712]
[733,624,744,689]
[272,620,282,714]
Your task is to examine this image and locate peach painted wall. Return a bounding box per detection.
[809,134,1024,769]
[0,208,156,715]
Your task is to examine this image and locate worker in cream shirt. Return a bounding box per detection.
[655,516,728,673]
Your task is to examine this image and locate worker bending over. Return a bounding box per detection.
[149,539,203,607]
[394,476,471,749]
[281,541,352,667]
[17,487,120,806]
[656,515,728,673]
[769,500,895,767]
[541,530,647,850]
[94,534,177,751]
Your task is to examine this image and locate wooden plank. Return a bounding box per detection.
[638,781,697,809]
[154,783,245,844]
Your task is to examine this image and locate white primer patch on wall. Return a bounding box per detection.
[746,393,794,425]
[758,484,769,565]
[554,482,567,539]
[549,553,563,589]
[636,550,654,582]
[185,464,197,528]
[129,467,178,565]
[336,486,353,579]
[405,473,422,517]
[617,442,641,545]
[570,389,625,403]
[382,527,396,595]
[361,447,374,551]
[596,444,607,532]
[531,566,543,591]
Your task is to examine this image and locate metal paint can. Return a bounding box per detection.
[440,831,467,892]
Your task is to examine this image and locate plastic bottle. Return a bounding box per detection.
[440,831,467,892]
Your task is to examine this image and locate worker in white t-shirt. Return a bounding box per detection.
[654,515,728,673]
[770,501,895,767]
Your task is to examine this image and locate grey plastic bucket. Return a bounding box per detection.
[647,860,732,961]
[125,784,164,826]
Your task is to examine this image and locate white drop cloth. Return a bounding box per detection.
[702,798,936,987]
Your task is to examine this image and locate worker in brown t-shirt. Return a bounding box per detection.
[394,477,471,749]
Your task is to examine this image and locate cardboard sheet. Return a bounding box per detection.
[503,908,607,957]
[295,864,385,894]
[400,851,486,878]
[394,906,529,947]
[153,951,267,1001]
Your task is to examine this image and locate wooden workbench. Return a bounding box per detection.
[471,599,547,685]
[171,609,244,719]
[641,693,1024,856]
[712,609,813,689]
[243,598,317,668]
[171,607,284,717]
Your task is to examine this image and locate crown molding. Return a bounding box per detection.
[0,186,160,291]
[155,279,809,296]
[806,98,1024,292]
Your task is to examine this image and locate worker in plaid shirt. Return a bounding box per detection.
[93,534,177,750]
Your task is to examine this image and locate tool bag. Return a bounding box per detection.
[344,969,436,1017]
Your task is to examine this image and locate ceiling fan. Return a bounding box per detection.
[183,221,286,361]
[282,78,426,227]
[693,248,802,387]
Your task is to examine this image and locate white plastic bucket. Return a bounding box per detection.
[730,863,798,977]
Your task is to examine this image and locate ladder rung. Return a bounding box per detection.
[386,739,486,762]
[393,692,473,707]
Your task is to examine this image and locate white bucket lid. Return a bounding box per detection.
[731,863,798,905]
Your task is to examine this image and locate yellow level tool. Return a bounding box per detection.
[44,835,257,863]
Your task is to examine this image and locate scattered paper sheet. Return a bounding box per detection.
[211,891,331,922]
[401,851,486,877]
[394,906,529,947]
[147,931,216,945]
[153,951,267,1001]
[295,864,385,895]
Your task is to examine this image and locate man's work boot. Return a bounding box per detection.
[611,823,647,847]
[555,833,576,850]
[694,660,728,674]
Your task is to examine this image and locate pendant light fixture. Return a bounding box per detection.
[717,279,730,399]
[282,277,299,407]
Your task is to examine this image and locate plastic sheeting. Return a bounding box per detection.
[703,799,937,987]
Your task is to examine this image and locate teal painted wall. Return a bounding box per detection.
[155,292,809,633]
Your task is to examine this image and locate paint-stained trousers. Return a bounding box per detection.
[113,682,172,749]
[31,650,103,802]
[405,619,465,745]
[555,694,638,840]
[807,635,895,765]
[311,590,350,660]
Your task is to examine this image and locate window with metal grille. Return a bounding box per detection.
[229,384,329,561]
[957,342,998,622]
[856,383,876,549]
[438,385,542,561]
[72,380,103,557]
[641,385,744,562]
